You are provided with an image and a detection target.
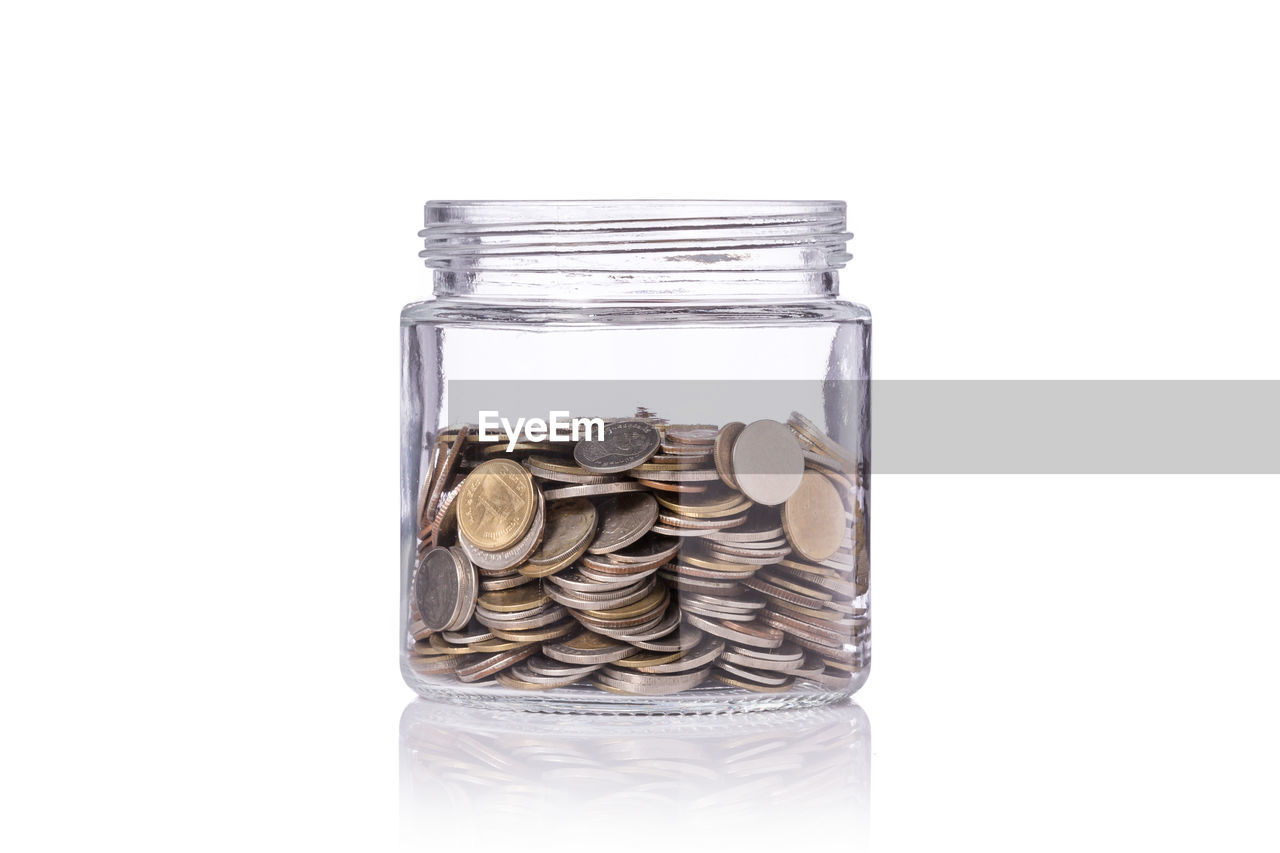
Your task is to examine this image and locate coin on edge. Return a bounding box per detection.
[414,545,478,632]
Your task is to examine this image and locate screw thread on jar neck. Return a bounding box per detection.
[419,200,852,301]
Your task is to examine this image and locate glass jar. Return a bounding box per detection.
[401,200,870,713]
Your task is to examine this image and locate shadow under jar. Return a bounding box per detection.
[401,200,870,713]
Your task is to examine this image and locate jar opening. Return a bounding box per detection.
[419,200,852,277]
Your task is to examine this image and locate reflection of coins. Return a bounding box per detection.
[782,470,847,562]
[732,419,805,506]
[574,419,661,473]
[457,458,536,551]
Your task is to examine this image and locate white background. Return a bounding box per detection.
[2,1,1278,850]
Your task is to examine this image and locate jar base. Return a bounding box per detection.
[403,665,868,715]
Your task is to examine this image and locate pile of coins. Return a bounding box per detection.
[407,413,869,697]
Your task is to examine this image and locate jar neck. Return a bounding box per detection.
[432,269,840,302]
[420,200,851,302]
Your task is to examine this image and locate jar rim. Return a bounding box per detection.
[419,199,852,275]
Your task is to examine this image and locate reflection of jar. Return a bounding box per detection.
[401,201,870,712]
[399,699,871,847]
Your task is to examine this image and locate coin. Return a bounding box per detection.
[457,489,546,570]
[712,421,745,489]
[573,418,661,473]
[609,649,683,670]
[406,653,464,677]
[731,419,805,506]
[455,644,537,683]
[525,456,619,484]
[779,470,846,562]
[635,636,724,674]
[522,497,597,575]
[457,458,538,551]
[632,478,709,494]
[788,411,858,469]
[711,672,796,693]
[596,666,712,696]
[476,584,551,613]
[715,659,793,687]
[423,426,469,532]
[542,630,636,665]
[524,655,603,679]
[488,617,577,643]
[587,492,659,555]
[541,481,647,500]
[684,612,784,648]
[414,546,477,632]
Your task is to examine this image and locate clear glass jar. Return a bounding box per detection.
[401,201,870,713]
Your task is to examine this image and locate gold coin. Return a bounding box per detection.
[711,672,796,693]
[654,490,750,518]
[466,637,527,653]
[608,649,683,669]
[581,586,668,621]
[476,584,550,613]
[488,618,578,643]
[781,470,847,562]
[712,421,745,490]
[457,458,537,551]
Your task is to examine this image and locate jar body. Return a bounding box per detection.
[401,201,869,713]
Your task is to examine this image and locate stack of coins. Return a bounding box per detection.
[407,413,868,695]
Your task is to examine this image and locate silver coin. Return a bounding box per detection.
[650,523,718,538]
[635,636,724,674]
[525,456,620,485]
[679,598,759,622]
[596,665,711,695]
[683,590,767,611]
[789,651,830,680]
[546,567,640,593]
[587,492,659,555]
[803,666,856,689]
[478,572,536,591]
[544,576,657,611]
[577,564,661,585]
[503,661,595,687]
[541,481,647,500]
[603,534,681,565]
[524,654,603,679]
[657,571,742,594]
[714,659,792,686]
[475,602,567,631]
[441,621,494,645]
[685,612,784,648]
[574,419,661,473]
[414,546,477,632]
[608,605,686,646]
[629,466,721,482]
[719,649,804,673]
[725,640,804,663]
[731,419,805,506]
